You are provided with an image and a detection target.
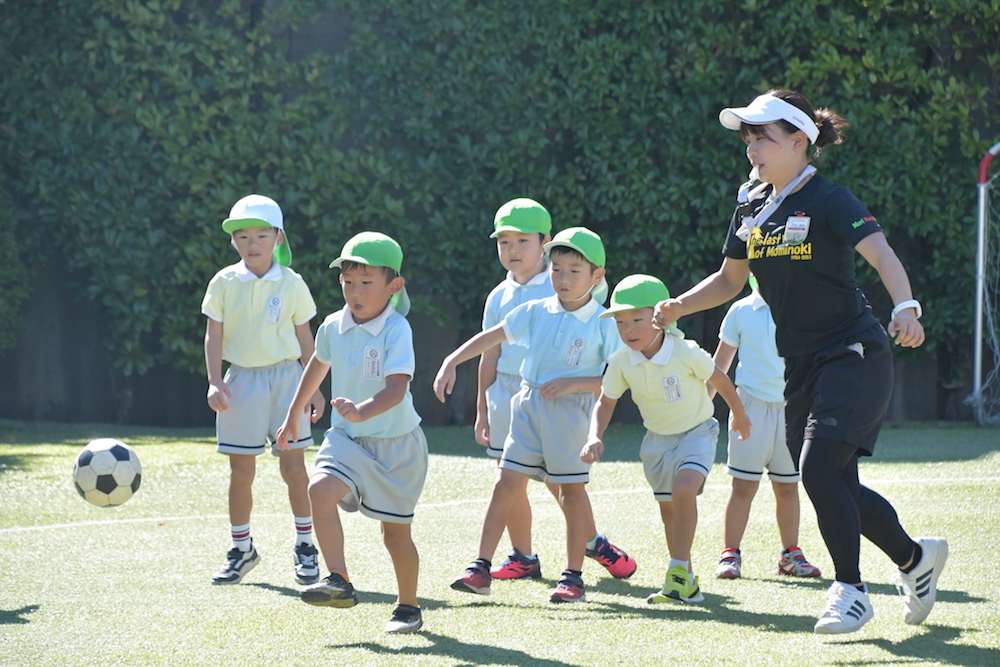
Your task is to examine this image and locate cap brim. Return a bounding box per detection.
[223,218,278,233]
[490,225,537,239]
[719,107,781,131]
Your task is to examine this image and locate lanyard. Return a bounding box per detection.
[735,165,816,241]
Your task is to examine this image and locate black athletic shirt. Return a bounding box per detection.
[722,174,882,358]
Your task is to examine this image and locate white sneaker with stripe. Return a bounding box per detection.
[896,537,948,625]
[814,582,874,634]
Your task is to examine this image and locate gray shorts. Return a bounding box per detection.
[500,384,595,484]
[314,426,428,524]
[641,418,717,501]
[485,372,521,459]
[727,388,799,483]
[216,359,314,457]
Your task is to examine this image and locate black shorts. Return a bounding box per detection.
[784,322,893,463]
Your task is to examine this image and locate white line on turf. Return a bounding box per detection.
[2,476,998,534]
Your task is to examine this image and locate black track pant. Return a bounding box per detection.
[797,436,916,583]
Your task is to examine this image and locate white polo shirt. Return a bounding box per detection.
[314,304,421,439]
[483,268,554,376]
[602,335,716,436]
[719,291,785,403]
[502,295,622,385]
[202,261,317,368]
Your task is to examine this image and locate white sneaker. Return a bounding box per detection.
[814,582,874,634]
[896,537,948,625]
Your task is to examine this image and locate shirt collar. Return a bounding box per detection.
[628,332,675,366]
[338,302,396,336]
[503,263,550,288]
[235,260,282,283]
[749,290,769,310]
[545,294,599,322]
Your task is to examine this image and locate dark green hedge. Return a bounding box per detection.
[2,0,997,407]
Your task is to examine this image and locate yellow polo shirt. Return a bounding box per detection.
[602,335,716,436]
[202,261,317,368]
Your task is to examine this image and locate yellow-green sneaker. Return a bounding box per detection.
[647,564,704,604]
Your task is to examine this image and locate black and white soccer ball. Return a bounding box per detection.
[73,438,142,507]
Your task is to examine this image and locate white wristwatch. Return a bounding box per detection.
[891,299,922,320]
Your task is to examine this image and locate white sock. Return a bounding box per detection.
[231,523,251,552]
[585,533,602,550]
[294,516,313,546]
[670,558,689,571]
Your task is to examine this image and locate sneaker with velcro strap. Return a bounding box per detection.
[814,582,873,634]
[549,570,586,603]
[385,604,423,634]
[490,548,542,580]
[300,572,358,608]
[777,546,821,578]
[293,542,320,585]
[211,543,260,585]
[451,560,492,595]
[716,548,742,579]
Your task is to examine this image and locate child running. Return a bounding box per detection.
[276,231,427,634]
[435,227,636,603]
[712,275,821,580]
[477,198,556,581]
[581,274,751,604]
[202,194,325,587]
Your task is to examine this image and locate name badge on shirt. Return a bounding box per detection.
[364,346,383,380]
[266,296,283,325]
[663,375,682,402]
[783,215,811,245]
[564,337,587,368]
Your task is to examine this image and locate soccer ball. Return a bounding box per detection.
[73,438,142,507]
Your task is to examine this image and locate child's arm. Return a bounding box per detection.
[581,391,618,463]
[294,321,326,423]
[474,346,501,446]
[204,319,231,411]
[707,366,751,441]
[539,376,603,401]
[331,374,410,423]
[855,233,925,348]
[276,353,332,450]
[434,324,508,402]
[708,340,738,401]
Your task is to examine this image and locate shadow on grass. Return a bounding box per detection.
[834,624,1000,667]
[330,631,572,667]
[767,576,987,605]
[0,605,39,625]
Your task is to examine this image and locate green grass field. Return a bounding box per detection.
[1,419,998,667]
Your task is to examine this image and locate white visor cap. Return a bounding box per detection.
[719,94,819,144]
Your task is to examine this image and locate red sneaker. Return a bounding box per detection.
[451,560,492,595]
[549,570,586,603]
[777,546,821,578]
[586,536,637,579]
[490,548,542,580]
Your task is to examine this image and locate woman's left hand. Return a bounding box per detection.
[888,310,925,348]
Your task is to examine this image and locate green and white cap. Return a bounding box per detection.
[544,227,609,304]
[330,231,410,315]
[490,198,552,238]
[221,194,292,266]
[543,227,606,268]
[600,274,682,336]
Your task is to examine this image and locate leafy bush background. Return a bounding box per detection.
[1,0,997,419]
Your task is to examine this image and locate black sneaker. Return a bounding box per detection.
[293,543,320,585]
[300,572,358,608]
[211,543,260,585]
[384,604,423,634]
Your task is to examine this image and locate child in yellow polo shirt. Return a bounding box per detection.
[582,274,751,604]
[202,194,325,586]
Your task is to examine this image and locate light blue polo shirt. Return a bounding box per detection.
[483,268,554,376]
[719,291,785,403]
[502,295,622,385]
[314,304,421,439]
